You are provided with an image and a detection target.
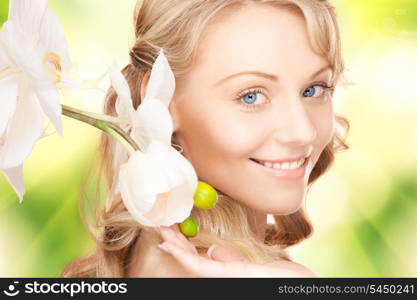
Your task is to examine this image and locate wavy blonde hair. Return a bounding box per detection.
[61,0,350,277]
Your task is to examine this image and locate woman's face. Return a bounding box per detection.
[169,4,335,215]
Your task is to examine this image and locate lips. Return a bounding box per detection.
[249,153,310,164]
[249,157,309,168]
[249,156,309,179]
[249,158,262,164]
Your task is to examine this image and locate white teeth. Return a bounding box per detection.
[290,161,299,169]
[260,158,305,170]
[279,162,291,170]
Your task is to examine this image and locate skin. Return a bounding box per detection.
[128,3,335,277]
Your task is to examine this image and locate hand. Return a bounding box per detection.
[157,225,316,278]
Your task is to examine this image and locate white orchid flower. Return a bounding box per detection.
[109,49,198,227]
[0,0,86,202]
[108,61,138,131]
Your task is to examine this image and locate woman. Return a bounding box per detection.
[61,0,349,277]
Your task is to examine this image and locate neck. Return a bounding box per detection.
[248,208,267,241]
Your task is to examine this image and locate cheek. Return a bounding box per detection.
[320,112,335,147]
[308,107,335,174]
[182,110,260,162]
[175,91,259,155]
[175,98,266,189]
[311,103,335,148]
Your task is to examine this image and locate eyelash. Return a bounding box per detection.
[233,88,266,111]
[233,83,335,111]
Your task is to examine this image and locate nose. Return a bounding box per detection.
[272,96,317,146]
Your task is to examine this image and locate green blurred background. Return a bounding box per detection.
[0,0,416,277]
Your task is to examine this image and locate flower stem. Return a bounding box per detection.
[61,104,140,153]
[62,104,128,125]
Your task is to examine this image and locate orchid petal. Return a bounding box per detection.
[2,164,25,203]
[8,0,71,69]
[1,22,63,137]
[118,139,197,227]
[33,85,63,137]
[0,44,10,71]
[132,100,173,151]
[0,81,45,169]
[143,49,175,107]
[58,65,106,95]
[37,8,72,70]
[0,22,44,76]
[8,0,48,32]
[0,74,18,135]
[58,65,96,93]
[109,61,137,127]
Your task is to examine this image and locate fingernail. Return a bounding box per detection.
[207,244,217,259]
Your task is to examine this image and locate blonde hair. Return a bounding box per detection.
[61,0,350,277]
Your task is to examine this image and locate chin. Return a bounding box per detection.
[273,205,303,215]
[251,199,303,216]
[265,197,305,215]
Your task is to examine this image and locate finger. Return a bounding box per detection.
[169,223,180,232]
[158,241,244,278]
[174,229,199,254]
[208,245,249,263]
[169,223,188,242]
[162,225,198,255]
[176,232,198,255]
[159,226,197,254]
[169,223,192,244]
[158,226,187,250]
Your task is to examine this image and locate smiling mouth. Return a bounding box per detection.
[248,156,310,170]
[248,156,310,180]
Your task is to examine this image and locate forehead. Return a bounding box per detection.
[192,4,329,80]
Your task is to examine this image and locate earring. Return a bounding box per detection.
[180,180,218,237]
[171,142,183,153]
[193,181,218,209]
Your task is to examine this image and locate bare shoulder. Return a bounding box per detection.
[264,260,317,277]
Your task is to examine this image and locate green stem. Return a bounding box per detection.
[61,104,140,153]
[62,104,128,125]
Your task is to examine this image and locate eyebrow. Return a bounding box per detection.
[214,64,332,86]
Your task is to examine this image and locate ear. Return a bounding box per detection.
[140,70,151,100]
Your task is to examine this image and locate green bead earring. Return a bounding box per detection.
[180,180,218,237]
[180,217,199,237]
[193,181,218,209]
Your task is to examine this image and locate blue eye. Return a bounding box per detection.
[303,84,334,98]
[233,88,268,111]
[242,92,258,104]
